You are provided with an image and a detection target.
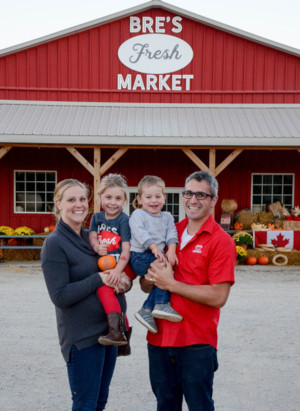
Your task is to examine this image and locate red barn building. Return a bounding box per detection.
[0,0,299,232]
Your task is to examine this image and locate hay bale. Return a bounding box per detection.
[33,237,45,246]
[274,219,285,229]
[257,211,274,225]
[268,201,284,218]
[246,249,300,265]
[236,210,257,230]
[221,199,238,214]
[283,221,300,231]
[3,249,41,261]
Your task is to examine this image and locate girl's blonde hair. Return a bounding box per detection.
[137,175,165,196]
[53,179,89,221]
[97,174,128,204]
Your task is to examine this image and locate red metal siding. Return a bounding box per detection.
[0,8,299,103]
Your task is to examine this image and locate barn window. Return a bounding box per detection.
[251,173,294,213]
[14,171,57,213]
[124,187,185,223]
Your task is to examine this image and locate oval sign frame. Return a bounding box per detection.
[118,34,193,74]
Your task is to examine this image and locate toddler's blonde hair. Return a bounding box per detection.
[137,175,165,196]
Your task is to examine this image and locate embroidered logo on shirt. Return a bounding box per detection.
[192,245,203,254]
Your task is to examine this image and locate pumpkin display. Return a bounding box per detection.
[234,222,243,230]
[257,255,269,265]
[246,256,257,265]
[98,255,117,271]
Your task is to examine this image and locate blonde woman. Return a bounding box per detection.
[41,178,127,410]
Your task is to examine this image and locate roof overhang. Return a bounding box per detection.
[0,100,300,148]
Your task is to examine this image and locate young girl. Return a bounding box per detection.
[89,174,134,349]
[129,175,183,333]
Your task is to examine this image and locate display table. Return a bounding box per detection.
[254,231,300,250]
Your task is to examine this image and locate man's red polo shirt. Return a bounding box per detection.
[147,215,236,349]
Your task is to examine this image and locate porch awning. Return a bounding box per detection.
[0,100,300,147]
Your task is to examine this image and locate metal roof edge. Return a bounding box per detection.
[0,0,299,58]
[1,100,300,109]
[0,136,299,147]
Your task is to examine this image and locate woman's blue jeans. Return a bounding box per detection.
[67,344,117,411]
[148,343,218,411]
[130,250,170,310]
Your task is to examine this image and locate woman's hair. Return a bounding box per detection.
[137,175,165,196]
[185,171,219,197]
[97,174,128,203]
[53,178,89,221]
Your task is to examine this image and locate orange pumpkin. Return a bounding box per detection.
[98,255,117,271]
[258,256,269,265]
[246,256,257,265]
[234,222,243,230]
[48,224,56,232]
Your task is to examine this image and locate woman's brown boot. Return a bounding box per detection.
[98,312,128,346]
[117,326,132,357]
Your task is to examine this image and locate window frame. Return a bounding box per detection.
[14,170,57,214]
[251,173,294,213]
[124,187,185,222]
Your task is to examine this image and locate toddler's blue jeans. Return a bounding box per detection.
[130,250,170,310]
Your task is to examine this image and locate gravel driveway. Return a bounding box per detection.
[0,262,299,411]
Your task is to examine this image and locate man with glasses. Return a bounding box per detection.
[141,170,236,411]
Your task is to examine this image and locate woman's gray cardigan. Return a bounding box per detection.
[41,219,126,362]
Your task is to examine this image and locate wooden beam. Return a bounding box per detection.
[99,148,128,176]
[66,147,94,175]
[0,146,12,160]
[215,149,243,177]
[94,148,101,213]
[209,148,216,176]
[182,148,209,172]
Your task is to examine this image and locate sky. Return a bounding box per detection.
[0,0,299,51]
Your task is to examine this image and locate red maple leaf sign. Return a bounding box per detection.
[271,233,290,247]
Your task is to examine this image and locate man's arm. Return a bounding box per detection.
[146,260,232,308]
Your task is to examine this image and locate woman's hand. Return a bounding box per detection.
[99,271,132,293]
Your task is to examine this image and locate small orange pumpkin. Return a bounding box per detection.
[258,256,269,265]
[234,222,243,230]
[48,224,56,232]
[98,255,117,271]
[246,256,257,265]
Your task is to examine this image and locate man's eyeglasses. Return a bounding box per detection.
[182,190,214,200]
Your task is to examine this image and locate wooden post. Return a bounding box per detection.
[94,148,101,213]
[209,149,216,217]
[209,148,216,176]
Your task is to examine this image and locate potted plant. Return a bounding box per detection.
[14,226,35,246]
[0,226,15,246]
[232,231,253,250]
[236,245,247,264]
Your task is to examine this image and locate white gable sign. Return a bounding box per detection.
[117,15,194,91]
